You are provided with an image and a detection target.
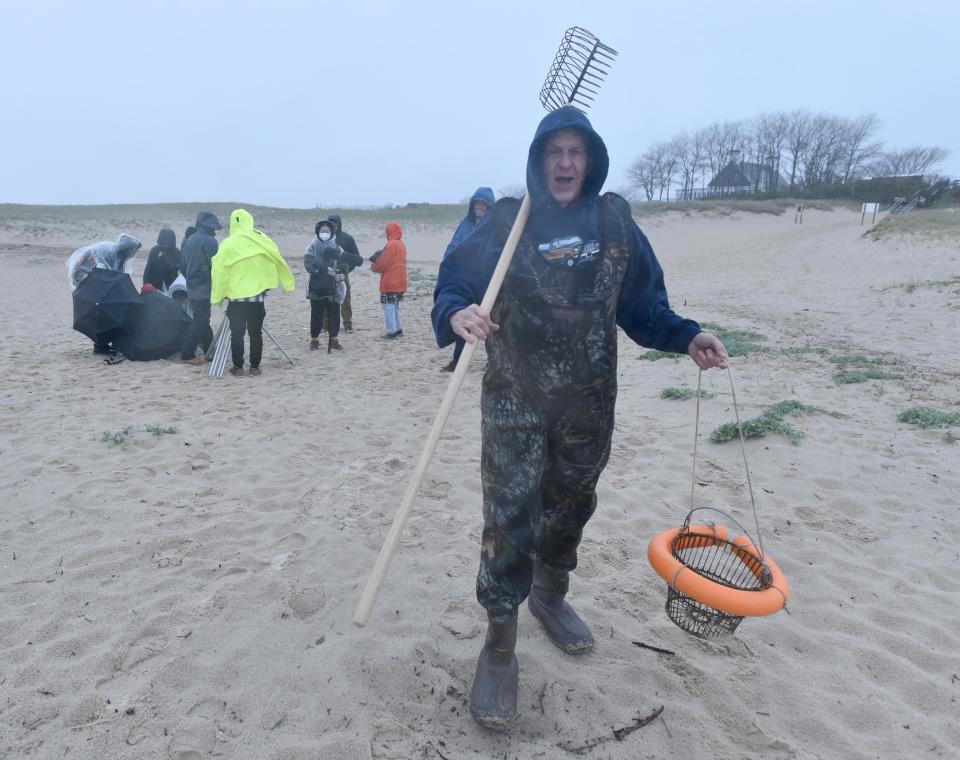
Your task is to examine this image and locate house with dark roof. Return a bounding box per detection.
[707,161,789,195]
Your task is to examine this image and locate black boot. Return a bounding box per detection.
[528,561,593,654]
[469,608,519,730]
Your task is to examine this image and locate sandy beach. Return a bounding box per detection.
[1,204,958,759]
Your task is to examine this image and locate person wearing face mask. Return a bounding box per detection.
[433,106,730,729]
[305,220,344,352]
[439,187,495,372]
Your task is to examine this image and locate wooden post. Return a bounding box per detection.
[872,203,878,224]
[860,203,867,225]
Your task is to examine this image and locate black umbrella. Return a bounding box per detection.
[113,291,191,361]
[72,269,143,342]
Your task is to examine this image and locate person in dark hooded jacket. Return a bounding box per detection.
[305,220,346,352]
[433,106,729,729]
[327,214,363,333]
[180,211,222,364]
[439,187,495,371]
[142,228,182,291]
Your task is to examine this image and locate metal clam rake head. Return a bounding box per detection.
[540,26,618,112]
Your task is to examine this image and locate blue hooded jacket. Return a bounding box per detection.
[443,187,496,259]
[432,106,700,354]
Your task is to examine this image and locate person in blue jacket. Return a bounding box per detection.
[439,187,495,372]
[433,106,729,730]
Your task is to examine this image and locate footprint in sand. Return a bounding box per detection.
[286,584,328,619]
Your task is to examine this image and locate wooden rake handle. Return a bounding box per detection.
[352,193,532,627]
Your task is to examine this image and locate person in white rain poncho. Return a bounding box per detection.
[66,234,142,290]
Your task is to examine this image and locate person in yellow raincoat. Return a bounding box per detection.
[211,209,295,376]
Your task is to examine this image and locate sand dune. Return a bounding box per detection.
[1,207,958,759]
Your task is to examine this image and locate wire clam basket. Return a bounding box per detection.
[647,370,790,639]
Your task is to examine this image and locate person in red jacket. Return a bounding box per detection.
[370,222,408,338]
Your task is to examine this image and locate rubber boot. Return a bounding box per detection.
[469,608,519,730]
[328,337,342,353]
[528,562,593,654]
[310,338,320,350]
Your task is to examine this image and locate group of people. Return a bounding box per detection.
[68,212,410,375]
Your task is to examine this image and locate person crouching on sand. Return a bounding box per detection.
[210,209,294,377]
[370,222,407,339]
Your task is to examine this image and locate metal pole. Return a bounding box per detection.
[263,326,295,365]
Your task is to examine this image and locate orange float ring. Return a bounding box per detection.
[647,523,790,617]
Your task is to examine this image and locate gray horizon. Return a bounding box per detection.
[3,0,957,207]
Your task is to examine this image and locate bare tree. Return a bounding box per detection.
[840,113,883,184]
[703,120,745,181]
[753,112,789,191]
[654,141,679,200]
[784,109,811,192]
[626,155,657,201]
[671,132,707,200]
[872,146,950,176]
[498,183,526,199]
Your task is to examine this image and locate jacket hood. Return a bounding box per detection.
[157,228,176,250]
[229,208,254,236]
[327,214,342,231]
[470,187,495,207]
[386,222,402,241]
[195,211,222,233]
[525,105,609,210]
[116,233,142,260]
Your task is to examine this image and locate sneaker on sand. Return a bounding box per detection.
[249,367,262,376]
[310,338,320,350]
[181,356,204,366]
[343,327,353,334]
[229,366,244,377]
[441,359,458,372]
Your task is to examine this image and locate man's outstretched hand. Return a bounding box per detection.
[687,331,730,370]
[450,305,499,344]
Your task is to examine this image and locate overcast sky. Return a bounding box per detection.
[3,0,957,207]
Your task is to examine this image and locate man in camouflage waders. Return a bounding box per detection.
[432,105,729,729]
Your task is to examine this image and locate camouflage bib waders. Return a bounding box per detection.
[477,194,635,614]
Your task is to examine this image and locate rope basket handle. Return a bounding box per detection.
[687,367,767,563]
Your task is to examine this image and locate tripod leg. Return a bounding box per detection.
[205,315,228,362]
[263,326,295,365]
[209,322,230,377]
